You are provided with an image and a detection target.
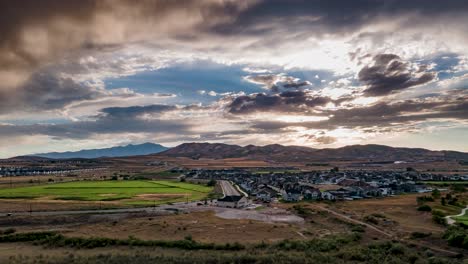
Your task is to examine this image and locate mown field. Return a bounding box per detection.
[0,180,213,206]
[453,211,468,225]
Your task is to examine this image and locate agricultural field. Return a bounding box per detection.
[0,180,213,206]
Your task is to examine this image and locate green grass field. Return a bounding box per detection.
[0,180,213,206]
[453,211,468,225]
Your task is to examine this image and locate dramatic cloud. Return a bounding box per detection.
[359,54,436,96]
[228,92,331,114]
[2,0,468,156]
[0,72,102,114]
[0,104,190,140]
[250,93,468,133]
[244,74,312,91]
[0,0,254,89]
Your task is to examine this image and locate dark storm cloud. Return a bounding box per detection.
[0,104,191,139]
[0,72,103,114]
[99,105,177,118]
[211,0,468,36]
[228,92,331,114]
[0,0,252,89]
[359,54,436,96]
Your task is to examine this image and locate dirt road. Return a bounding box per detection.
[315,205,460,256]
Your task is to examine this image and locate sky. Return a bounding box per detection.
[0,0,467,158]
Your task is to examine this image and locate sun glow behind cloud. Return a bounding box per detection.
[0,0,468,157]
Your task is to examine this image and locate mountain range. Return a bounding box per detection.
[23,142,468,162]
[158,143,468,162]
[33,143,169,159]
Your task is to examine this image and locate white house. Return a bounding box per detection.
[217,195,250,208]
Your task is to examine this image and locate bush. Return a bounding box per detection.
[410,232,431,239]
[364,215,379,225]
[417,205,432,212]
[292,205,312,217]
[431,210,447,226]
[1,228,16,235]
[207,179,216,187]
[416,195,434,205]
[443,226,468,249]
[351,225,366,233]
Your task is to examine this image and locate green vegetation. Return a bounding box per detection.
[130,170,181,180]
[0,180,212,205]
[453,211,468,225]
[410,232,432,239]
[3,231,463,264]
[443,225,468,249]
[416,195,434,205]
[417,205,432,212]
[206,179,216,187]
[431,210,447,226]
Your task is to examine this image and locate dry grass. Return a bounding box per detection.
[66,211,304,243]
[329,194,445,234]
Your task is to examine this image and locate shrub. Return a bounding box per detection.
[1,228,16,235]
[431,210,447,226]
[417,205,432,212]
[207,179,216,187]
[416,195,434,205]
[410,232,431,239]
[351,225,366,233]
[443,226,468,249]
[292,205,312,217]
[364,215,379,225]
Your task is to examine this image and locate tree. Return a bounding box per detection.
[432,189,441,199]
[441,197,446,206]
[207,179,216,187]
[417,205,432,212]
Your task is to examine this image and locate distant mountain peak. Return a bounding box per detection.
[33,142,169,159]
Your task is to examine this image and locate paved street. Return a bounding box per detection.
[219,180,240,196]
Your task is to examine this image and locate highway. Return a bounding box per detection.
[219,180,241,197]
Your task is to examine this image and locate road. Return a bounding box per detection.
[219,180,240,197]
[315,205,393,238]
[0,202,199,217]
[445,205,468,225]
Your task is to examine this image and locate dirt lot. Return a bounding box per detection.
[65,211,306,243]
